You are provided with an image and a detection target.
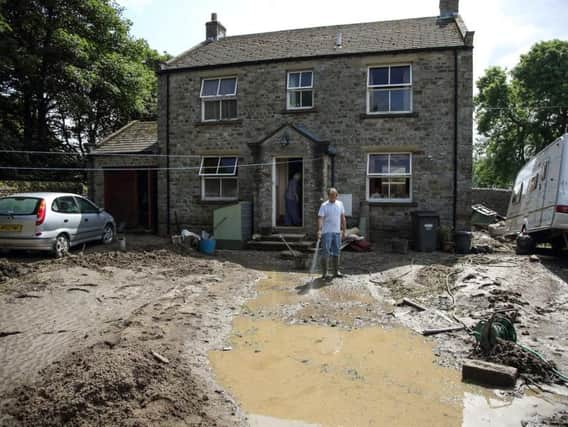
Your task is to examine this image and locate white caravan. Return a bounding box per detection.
[505,133,568,252]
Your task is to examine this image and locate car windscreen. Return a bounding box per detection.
[0,197,40,215]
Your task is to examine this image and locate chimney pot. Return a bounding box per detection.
[211,13,217,21]
[335,32,343,49]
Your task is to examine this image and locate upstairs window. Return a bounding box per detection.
[198,156,239,200]
[367,153,412,202]
[287,71,313,109]
[367,65,412,114]
[200,77,238,121]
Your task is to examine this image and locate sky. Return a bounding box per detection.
[116,0,568,86]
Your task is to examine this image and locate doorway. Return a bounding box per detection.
[104,169,157,231]
[274,157,303,227]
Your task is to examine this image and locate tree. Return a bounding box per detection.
[0,0,169,179]
[474,40,568,187]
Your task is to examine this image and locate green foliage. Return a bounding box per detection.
[474,40,568,188]
[0,0,170,179]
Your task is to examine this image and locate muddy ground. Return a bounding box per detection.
[0,233,567,426]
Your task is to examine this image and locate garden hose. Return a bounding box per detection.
[473,313,568,383]
[472,314,517,353]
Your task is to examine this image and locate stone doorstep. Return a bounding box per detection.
[462,359,519,388]
[256,233,307,242]
[246,240,314,252]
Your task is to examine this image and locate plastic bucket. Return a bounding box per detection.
[199,238,216,255]
[454,231,472,254]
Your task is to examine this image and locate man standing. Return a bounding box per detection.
[317,188,346,280]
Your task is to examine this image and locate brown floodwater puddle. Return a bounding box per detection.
[210,272,568,426]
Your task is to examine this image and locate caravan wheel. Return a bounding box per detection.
[516,234,535,255]
[551,236,566,255]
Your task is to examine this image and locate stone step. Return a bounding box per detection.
[257,233,307,242]
[246,240,314,251]
[462,359,518,388]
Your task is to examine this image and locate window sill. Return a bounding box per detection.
[280,108,318,114]
[195,119,243,126]
[360,112,418,119]
[366,201,418,207]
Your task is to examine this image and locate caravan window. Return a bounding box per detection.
[528,175,539,192]
[541,161,549,181]
[512,182,523,204]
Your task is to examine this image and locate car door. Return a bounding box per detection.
[51,196,82,244]
[75,197,103,242]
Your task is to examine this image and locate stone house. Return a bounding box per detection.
[93,0,474,242]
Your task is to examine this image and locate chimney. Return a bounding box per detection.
[439,0,459,18]
[206,13,226,41]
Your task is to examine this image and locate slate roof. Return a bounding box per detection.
[166,16,468,70]
[92,121,157,154]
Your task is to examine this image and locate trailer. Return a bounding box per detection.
[505,133,568,254]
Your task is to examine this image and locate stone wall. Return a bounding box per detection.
[157,48,473,239]
[472,187,512,217]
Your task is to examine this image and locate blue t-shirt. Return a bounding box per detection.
[318,200,345,234]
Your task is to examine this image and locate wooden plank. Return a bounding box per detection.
[462,358,518,388]
[399,298,428,311]
[422,325,465,336]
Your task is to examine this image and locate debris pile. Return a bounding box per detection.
[471,340,561,384]
[0,259,29,283]
[415,264,456,291]
[1,344,215,426]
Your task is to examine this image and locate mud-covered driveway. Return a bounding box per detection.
[1,235,567,426]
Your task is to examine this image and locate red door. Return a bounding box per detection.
[104,171,138,227]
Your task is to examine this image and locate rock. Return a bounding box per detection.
[102,334,121,348]
[222,346,232,351]
[529,255,540,263]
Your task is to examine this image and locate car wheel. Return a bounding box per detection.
[53,234,70,258]
[102,224,114,244]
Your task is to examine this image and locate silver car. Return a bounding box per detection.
[0,192,115,257]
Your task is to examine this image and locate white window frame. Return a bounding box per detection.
[200,77,238,122]
[286,70,314,110]
[198,156,239,201]
[366,153,413,203]
[366,64,413,114]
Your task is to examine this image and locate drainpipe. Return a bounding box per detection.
[453,49,459,231]
[166,73,171,235]
[327,146,337,187]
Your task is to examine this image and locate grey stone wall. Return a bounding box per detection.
[472,188,512,217]
[158,48,473,239]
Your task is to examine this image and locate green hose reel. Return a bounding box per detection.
[472,314,517,353]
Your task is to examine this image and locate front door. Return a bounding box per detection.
[273,157,303,227]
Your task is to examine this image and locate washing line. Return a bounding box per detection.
[0,157,322,172]
[0,150,202,158]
